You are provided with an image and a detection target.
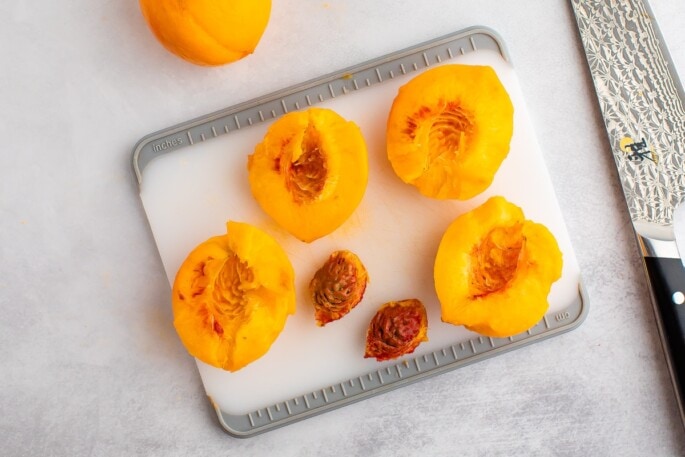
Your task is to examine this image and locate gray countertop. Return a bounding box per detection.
[3,1,685,455]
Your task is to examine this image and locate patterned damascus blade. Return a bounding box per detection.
[571,0,685,428]
[572,0,685,240]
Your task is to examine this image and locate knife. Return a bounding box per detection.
[570,0,685,425]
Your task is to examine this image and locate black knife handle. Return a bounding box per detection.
[644,256,685,421]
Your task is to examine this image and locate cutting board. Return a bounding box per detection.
[134,28,586,436]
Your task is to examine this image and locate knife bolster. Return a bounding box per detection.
[637,235,681,259]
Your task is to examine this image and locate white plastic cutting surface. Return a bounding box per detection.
[139,50,581,415]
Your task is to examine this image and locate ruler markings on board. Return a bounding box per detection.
[134,33,506,177]
[233,298,584,431]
